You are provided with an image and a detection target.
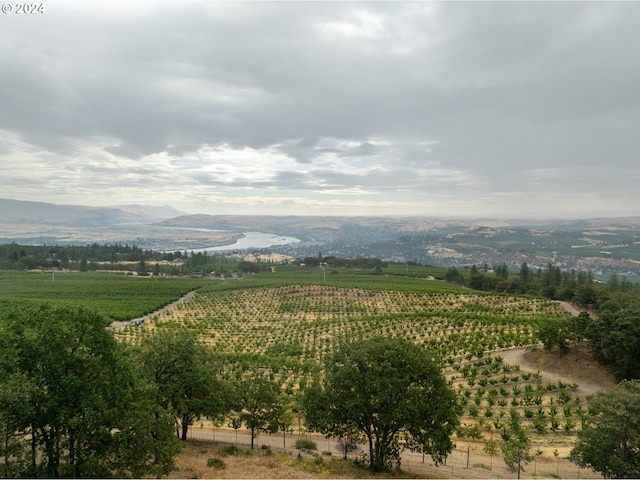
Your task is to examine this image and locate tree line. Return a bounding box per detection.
[0,242,388,276]
[446,261,640,309]
[0,242,266,276]
[535,301,640,381]
[0,243,164,271]
[444,262,606,307]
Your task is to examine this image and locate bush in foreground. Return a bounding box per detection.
[294,438,318,450]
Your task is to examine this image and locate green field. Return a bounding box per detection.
[0,270,207,322]
[447,227,640,261]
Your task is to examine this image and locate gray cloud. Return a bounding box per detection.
[1,1,639,216]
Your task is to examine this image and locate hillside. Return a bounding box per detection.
[0,267,620,478]
[113,270,609,479]
[0,198,183,226]
[155,213,446,232]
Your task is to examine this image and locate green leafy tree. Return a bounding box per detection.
[468,265,486,290]
[585,306,640,380]
[135,329,225,441]
[0,304,179,478]
[570,380,640,478]
[495,263,509,280]
[537,317,573,353]
[483,437,499,471]
[137,258,148,276]
[500,409,533,479]
[303,337,460,472]
[444,267,464,285]
[520,262,531,283]
[231,372,286,449]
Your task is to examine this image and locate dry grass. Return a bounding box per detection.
[166,440,431,479]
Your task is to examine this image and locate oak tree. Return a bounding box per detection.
[230,372,286,450]
[304,337,460,472]
[570,380,640,478]
[134,328,225,441]
[0,304,179,478]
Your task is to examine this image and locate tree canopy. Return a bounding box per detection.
[500,409,533,479]
[0,304,179,478]
[303,336,460,472]
[230,372,286,450]
[570,380,640,478]
[584,305,640,380]
[134,328,226,441]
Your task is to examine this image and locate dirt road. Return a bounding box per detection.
[495,300,614,395]
[497,346,615,396]
[108,289,199,330]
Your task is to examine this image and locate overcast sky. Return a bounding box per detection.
[1,1,639,218]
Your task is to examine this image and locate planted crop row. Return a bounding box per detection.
[118,284,559,371]
[113,282,587,444]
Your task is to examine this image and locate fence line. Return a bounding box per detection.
[187,426,602,479]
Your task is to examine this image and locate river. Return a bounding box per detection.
[190,231,300,252]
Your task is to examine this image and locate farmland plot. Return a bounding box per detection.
[129,285,554,356]
[0,270,207,321]
[116,284,589,446]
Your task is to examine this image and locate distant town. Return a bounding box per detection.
[2,198,640,281]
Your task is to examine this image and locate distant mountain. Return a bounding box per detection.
[0,198,184,226]
[158,214,640,233]
[503,217,640,231]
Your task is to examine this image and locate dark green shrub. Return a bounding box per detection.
[218,445,252,457]
[294,438,317,450]
[207,457,226,469]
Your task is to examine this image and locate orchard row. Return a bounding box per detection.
[115,284,581,436]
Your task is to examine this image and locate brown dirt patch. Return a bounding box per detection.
[498,300,614,396]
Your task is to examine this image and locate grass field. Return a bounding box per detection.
[0,270,207,321]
